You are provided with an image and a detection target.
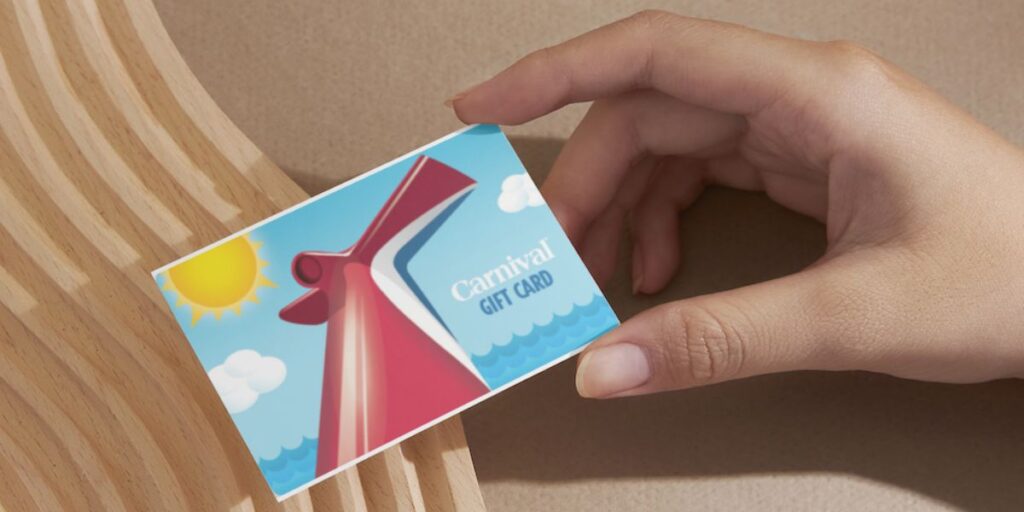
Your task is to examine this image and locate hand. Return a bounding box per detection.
[450,11,1024,398]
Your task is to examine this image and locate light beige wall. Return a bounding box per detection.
[155,2,1024,510]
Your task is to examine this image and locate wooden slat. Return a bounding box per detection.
[358,446,425,512]
[0,0,486,510]
[309,465,369,512]
[403,417,487,512]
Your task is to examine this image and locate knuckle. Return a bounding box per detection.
[809,40,908,140]
[821,40,898,93]
[627,9,677,30]
[657,302,746,385]
[621,10,678,87]
[527,45,572,102]
[532,45,560,76]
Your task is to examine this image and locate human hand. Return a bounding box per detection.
[449,11,1024,398]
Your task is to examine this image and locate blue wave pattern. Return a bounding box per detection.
[472,295,619,389]
[259,436,318,496]
[258,296,617,495]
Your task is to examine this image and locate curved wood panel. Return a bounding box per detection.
[0,0,485,510]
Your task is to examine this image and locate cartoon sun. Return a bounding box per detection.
[162,235,275,325]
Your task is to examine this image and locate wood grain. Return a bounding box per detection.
[0,0,485,510]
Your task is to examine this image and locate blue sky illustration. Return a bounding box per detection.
[155,125,612,466]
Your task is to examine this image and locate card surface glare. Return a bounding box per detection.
[152,124,619,500]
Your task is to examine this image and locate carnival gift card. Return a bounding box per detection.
[152,124,619,499]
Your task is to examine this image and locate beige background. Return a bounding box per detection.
[153,1,1024,510]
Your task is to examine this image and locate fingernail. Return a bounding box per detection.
[442,94,463,108]
[443,83,478,108]
[631,246,644,295]
[576,344,651,398]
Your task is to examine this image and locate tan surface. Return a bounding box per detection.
[154,1,1024,510]
[0,0,482,510]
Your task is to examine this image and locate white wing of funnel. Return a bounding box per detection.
[370,186,487,386]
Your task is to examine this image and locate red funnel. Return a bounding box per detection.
[279,156,488,475]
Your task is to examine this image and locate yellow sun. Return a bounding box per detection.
[163,235,275,325]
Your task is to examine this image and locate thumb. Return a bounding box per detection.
[577,267,848,398]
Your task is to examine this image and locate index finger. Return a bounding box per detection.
[451,11,821,124]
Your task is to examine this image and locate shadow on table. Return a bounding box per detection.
[461,135,1024,512]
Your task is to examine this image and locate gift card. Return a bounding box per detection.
[152,124,619,500]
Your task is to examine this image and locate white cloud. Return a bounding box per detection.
[209,349,286,414]
[497,172,544,213]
